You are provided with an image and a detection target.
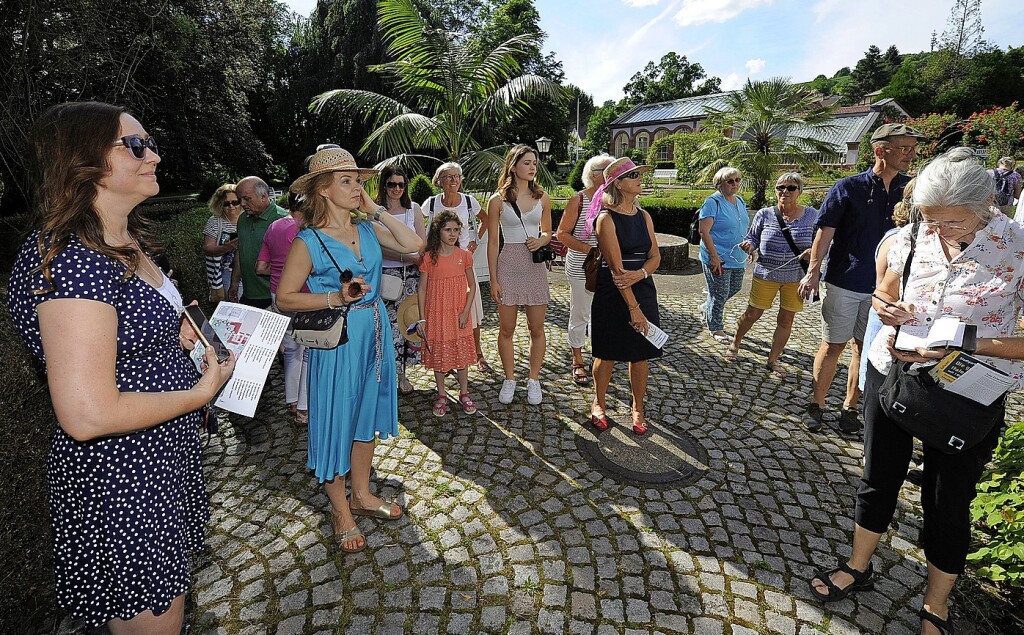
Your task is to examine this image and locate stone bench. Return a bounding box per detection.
[655,233,689,271]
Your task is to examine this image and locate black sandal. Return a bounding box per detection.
[808,562,874,603]
[919,608,955,634]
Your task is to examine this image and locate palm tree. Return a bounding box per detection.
[310,0,564,186]
[690,77,838,208]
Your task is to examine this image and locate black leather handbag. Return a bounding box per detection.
[877,223,1004,454]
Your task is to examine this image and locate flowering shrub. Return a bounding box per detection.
[903,112,959,161]
[962,103,1024,165]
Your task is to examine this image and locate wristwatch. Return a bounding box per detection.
[371,206,386,222]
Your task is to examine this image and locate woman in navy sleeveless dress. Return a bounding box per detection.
[277,147,423,554]
[587,158,662,436]
[6,102,235,631]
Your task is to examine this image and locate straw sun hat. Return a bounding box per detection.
[396,295,423,344]
[289,147,378,192]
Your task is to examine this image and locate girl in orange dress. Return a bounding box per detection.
[416,211,479,416]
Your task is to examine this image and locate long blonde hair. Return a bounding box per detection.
[208,184,236,220]
[497,144,545,203]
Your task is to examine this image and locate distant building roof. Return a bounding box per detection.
[611,93,735,127]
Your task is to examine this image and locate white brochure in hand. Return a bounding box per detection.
[644,322,669,349]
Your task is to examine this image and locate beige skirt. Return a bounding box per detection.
[496,243,551,306]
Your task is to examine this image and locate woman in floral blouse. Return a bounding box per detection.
[808,148,1024,635]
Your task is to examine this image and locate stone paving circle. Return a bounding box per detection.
[57,266,1023,635]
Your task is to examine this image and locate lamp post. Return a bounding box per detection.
[535,136,552,158]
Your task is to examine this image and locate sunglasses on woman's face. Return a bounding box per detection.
[775,184,799,192]
[113,134,159,160]
[223,199,242,207]
[386,181,406,190]
[619,171,642,180]
[723,178,740,185]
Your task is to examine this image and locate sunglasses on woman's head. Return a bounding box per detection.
[113,134,159,160]
[223,200,242,207]
[386,181,406,189]
[775,184,799,192]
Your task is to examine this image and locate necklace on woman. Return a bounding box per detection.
[130,239,161,285]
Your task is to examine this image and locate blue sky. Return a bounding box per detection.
[282,0,1023,104]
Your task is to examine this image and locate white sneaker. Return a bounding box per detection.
[526,379,543,405]
[498,379,517,404]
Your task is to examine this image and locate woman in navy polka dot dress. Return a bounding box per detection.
[6,102,236,633]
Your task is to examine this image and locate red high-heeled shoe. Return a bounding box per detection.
[591,412,609,431]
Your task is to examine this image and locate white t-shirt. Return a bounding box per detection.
[423,193,481,249]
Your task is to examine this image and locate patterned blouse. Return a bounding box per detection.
[867,211,1024,389]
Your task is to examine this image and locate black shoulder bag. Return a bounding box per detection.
[509,200,554,263]
[877,223,1004,454]
[290,230,351,349]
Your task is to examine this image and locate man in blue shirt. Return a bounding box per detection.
[798,123,925,433]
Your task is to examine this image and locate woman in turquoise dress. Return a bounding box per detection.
[277,148,423,553]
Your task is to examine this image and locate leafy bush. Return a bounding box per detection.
[552,195,702,237]
[409,174,436,205]
[568,158,586,191]
[962,102,1024,166]
[968,421,1024,591]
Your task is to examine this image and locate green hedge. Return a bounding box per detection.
[551,196,701,237]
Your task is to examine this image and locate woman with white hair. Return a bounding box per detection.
[808,148,1024,635]
[423,162,489,370]
[554,153,615,385]
[697,166,749,343]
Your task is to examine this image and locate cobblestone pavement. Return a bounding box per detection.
[183,270,1023,635]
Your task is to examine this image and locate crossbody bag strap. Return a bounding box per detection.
[892,222,920,342]
[774,207,808,272]
[310,228,346,284]
[508,200,537,238]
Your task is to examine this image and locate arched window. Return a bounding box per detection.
[614,133,629,157]
[654,130,669,162]
[636,132,649,155]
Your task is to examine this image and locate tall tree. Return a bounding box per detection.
[581,100,629,156]
[0,0,288,213]
[841,45,889,104]
[310,0,563,185]
[941,0,986,57]
[623,52,721,105]
[690,78,837,208]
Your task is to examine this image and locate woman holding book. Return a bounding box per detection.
[808,148,1024,635]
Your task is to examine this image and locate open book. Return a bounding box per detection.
[189,302,291,417]
[895,316,972,351]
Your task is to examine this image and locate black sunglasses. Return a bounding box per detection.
[113,134,158,160]
[385,181,406,189]
[223,199,242,207]
[619,170,642,180]
[775,184,800,192]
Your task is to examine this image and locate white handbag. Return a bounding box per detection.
[380,273,404,301]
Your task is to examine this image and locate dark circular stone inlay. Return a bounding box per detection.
[577,420,708,485]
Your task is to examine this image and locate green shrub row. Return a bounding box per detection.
[551,196,702,237]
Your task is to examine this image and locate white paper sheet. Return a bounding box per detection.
[190,302,290,417]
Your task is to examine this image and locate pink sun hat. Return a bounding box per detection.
[582,157,652,238]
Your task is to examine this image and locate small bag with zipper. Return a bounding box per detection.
[291,230,351,350]
[877,223,1005,454]
[508,200,555,263]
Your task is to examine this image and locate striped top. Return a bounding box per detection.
[203,215,238,288]
[564,192,597,280]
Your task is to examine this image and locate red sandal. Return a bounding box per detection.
[432,395,448,417]
[632,413,649,435]
[459,393,478,415]
[591,411,609,431]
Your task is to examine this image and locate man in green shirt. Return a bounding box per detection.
[228,176,288,308]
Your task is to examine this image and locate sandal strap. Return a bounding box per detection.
[837,561,872,583]
[459,393,476,406]
[918,608,954,634]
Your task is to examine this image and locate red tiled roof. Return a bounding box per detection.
[833,105,872,115]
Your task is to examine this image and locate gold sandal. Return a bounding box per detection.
[350,501,403,520]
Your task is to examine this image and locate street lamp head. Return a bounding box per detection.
[535,136,552,155]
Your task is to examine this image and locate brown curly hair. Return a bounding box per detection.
[423,210,462,266]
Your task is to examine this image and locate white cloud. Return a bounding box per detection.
[672,0,774,27]
[622,0,661,5]
[745,58,766,74]
[720,72,744,90]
